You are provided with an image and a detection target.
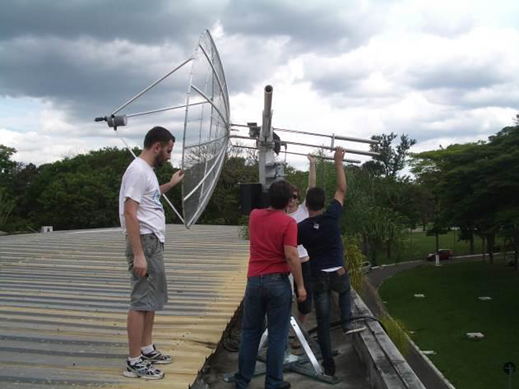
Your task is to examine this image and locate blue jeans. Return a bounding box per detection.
[235,273,292,389]
[312,270,352,370]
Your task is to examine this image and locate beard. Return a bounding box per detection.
[154,154,166,168]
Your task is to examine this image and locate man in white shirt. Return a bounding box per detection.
[119,126,184,380]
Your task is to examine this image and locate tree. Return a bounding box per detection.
[344,168,409,264]
[198,153,258,225]
[412,143,489,257]
[0,188,15,228]
[24,147,134,230]
[364,133,417,177]
[0,145,17,190]
[411,123,519,266]
[0,145,18,230]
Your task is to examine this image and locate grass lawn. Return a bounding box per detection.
[379,260,519,389]
[374,230,507,265]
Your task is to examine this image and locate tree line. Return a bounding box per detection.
[0,145,258,231]
[1,115,518,266]
[410,114,519,267]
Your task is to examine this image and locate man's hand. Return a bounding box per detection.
[334,147,345,165]
[161,170,184,194]
[297,286,307,303]
[133,254,147,277]
[307,155,316,164]
[170,170,184,187]
[333,147,347,205]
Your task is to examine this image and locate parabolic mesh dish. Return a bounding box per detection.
[181,30,230,227]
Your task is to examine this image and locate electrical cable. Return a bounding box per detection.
[307,315,386,334]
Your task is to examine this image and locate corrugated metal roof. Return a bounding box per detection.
[0,225,249,388]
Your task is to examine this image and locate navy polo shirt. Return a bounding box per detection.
[297,199,345,275]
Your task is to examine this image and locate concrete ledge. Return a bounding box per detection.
[406,336,456,389]
[351,290,426,389]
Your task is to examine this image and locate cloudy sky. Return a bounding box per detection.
[1,0,519,169]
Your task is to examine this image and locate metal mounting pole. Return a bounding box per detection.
[258,85,284,189]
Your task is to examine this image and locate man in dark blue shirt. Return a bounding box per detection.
[297,147,365,378]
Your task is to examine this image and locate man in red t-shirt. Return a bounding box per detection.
[234,180,306,389]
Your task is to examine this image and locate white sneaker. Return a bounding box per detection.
[344,323,367,335]
[123,357,165,380]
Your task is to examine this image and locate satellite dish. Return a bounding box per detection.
[181,30,231,228]
[94,29,230,228]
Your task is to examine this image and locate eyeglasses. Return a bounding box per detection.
[292,194,299,200]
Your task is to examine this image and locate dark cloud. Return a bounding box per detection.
[1,0,216,46]
[0,1,234,126]
[408,63,505,91]
[0,0,222,126]
[0,0,393,122]
[307,73,361,96]
[420,86,519,111]
[0,35,192,124]
[221,0,390,54]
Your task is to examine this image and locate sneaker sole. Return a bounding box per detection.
[344,326,367,335]
[123,370,165,380]
[142,358,173,365]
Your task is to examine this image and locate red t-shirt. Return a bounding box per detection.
[247,208,297,277]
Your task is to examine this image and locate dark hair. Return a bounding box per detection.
[290,184,300,199]
[268,180,293,210]
[144,126,175,149]
[306,187,326,211]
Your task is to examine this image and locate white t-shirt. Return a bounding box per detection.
[289,203,309,259]
[119,158,166,242]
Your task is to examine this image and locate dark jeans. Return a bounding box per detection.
[235,273,292,389]
[312,270,352,370]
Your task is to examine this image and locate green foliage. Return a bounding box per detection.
[365,132,417,177]
[341,167,411,264]
[0,145,17,186]
[411,124,519,263]
[0,143,262,231]
[27,147,134,230]
[0,145,20,231]
[238,215,250,240]
[343,236,367,292]
[198,154,258,225]
[380,315,410,357]
[0,188,15,228]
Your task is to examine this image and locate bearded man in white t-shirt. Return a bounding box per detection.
[119,126,184,380]
[286,155,316,331]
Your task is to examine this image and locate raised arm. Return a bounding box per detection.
[307,155,316,190]
[333,147,347,206]
[160,170,184,194]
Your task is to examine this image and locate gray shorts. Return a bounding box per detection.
[125,234,168,311]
